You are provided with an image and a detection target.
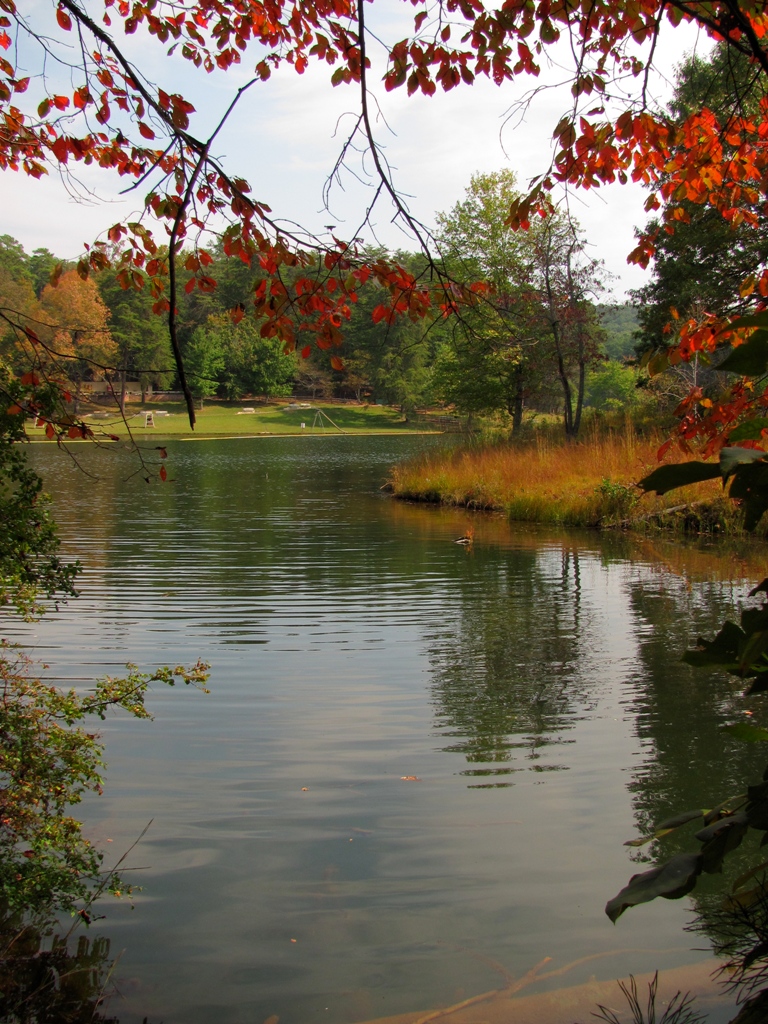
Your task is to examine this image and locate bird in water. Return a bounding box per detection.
[454,525,474,546]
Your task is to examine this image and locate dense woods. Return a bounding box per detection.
[0,221,637,431]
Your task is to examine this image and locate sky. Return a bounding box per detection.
[3,4,712,301]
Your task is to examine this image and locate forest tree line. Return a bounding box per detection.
[0,221,639,425]
[1,42,762,436]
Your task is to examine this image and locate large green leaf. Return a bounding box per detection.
[746,780,768,830]
[729,419,768,443]
[727,460,768,531]
[623,807,710,847]
[720,446,768,478]
[605,852,702,923]
[698,813,749,873]
[655,809,709,831]
[728,312,768,331]
[638,462,721,495]
[747,678,768,695]
[683,620,745,670]
[718,330,768,375]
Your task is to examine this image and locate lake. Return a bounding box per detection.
[15,434,768,1024]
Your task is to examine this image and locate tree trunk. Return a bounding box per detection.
[508,364,525,433]
[542,232,576,439]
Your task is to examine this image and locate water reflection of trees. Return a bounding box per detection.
[619,570,768,996]
[427,545,597,783]
[0,912,120,1023]
[624,572,766,848]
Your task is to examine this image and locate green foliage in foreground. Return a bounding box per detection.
[608,448,768,1009]
[0,365,78,619]
[0,375,211,921]
[0,645,210,916]
[639,443,768,531]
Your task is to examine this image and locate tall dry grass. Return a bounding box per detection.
[390,422,738,530]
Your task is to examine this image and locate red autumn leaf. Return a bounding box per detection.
[50,136,69,163]
[159,464,167,482]
[73,87,91,109]
[138,121,155,140]
[330,355,345,371]
[0,30,10,49]
[301,345,311,359]
[45,423,55,439]
[56,7,72,30]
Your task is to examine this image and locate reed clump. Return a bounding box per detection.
[389,424,742,532]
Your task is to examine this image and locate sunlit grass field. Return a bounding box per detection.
[26,400,435,439]
[389,423,738,531]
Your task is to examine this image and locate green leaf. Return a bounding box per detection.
[655,809,709,831]
[718,330,768,375]
[747,672,768,695]
[624,808,710,846]
[720,446,767,478]
[729,312,768,330]
[637,462,721,495]
[695,812,747,844]
[723,723,768,743]
[605,852,702,923]
[624,827,678,848]
[683,620,744,669]
[740,630,768,673]
[698,813,748,873]
[729,419,768,443]
[647,350,669,376]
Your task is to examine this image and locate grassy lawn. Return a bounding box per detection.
[26,401,440,439]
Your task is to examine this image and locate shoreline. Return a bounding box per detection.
[386,431,749,536]
[24,429,445,444]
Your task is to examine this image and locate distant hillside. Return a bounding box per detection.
[598,303,639,361]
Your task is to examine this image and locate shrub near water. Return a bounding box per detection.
[389,426,736,529]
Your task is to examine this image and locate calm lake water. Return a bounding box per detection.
[14,435,768,1023]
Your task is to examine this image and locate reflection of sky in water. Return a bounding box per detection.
[12,437,761,1024]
